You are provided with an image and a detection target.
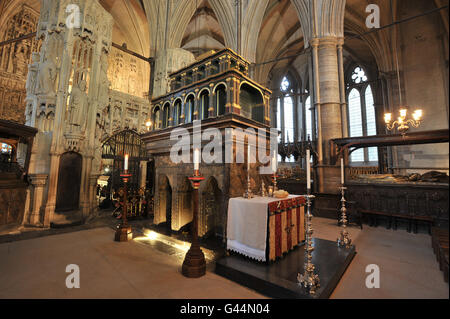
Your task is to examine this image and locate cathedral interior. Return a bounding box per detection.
[0,0,449,301]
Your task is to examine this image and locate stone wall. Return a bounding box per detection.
[394,0,449,175]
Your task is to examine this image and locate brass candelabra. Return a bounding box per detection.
[337,186,352,248]
[384,108,422,135]
[298,190,320,295]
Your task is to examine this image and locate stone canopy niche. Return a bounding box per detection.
[142,49,273,240]
[0,4,40,124]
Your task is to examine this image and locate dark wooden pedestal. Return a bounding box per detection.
[182,245,206,278]
[114,224,133,242]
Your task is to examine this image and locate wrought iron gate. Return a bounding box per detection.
[102,130,148,193]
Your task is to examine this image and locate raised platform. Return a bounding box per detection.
[215,238,356,299]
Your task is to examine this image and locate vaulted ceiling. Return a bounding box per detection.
[1,0,448,89]
[181,0,225,56]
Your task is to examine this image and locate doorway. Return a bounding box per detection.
[55,152,82,212]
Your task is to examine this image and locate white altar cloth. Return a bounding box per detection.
[226,195,300,262]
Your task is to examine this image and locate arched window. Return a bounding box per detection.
[216,85,226,116]
[348,88,364,162]
[163,103,170,128]
[347,67,378,164]
[284,96,294,143]
[365,85,378,161]
[185,96,194,123]
[200,91,209,120]
[174,100,182,125]
[153,106,161,130]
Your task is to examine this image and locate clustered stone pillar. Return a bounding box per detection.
[311,36,345,194]
[337,38,349,138]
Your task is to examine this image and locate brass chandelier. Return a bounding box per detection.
[384,108,423,135]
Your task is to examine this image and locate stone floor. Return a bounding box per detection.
[0,215,448,299]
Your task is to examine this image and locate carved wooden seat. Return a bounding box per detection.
[431,227,449,283]
[360,209,391,228]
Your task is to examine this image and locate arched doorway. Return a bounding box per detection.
[158,175,172,230]
[240,83,265,123]
[215,84,226,116]
[55,152,82,212]
[178,177,193,231]
[101,130,148,196]
[201,177,222,238]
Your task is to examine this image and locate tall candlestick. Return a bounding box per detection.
[194,148,200,171]
[340,157,345,185]
[247,143,251,171]
[124,154,129,171]
[306,149,311,190]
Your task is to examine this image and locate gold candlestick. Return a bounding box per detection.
[298,190,320,295]
[337,186,352,248]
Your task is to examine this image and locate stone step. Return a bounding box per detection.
[51,210,84,228]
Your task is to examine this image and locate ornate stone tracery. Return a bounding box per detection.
[0,4,40,123]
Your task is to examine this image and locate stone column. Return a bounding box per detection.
[337,37,348,138]
[192,68,199,83]
[232,78,241,115]
[205,62,212,78]
[168,98,174,126]
[180,93,186,124]
[225,77,233,114]
[43,152,60,227]
[209,83,215,117]
[270,95,277,128]
[193,89,200,120]
[80,154,93,219]
[89,174,100,212]
[28,174,48,226]
[264,94,271,126]
[312,37,344,193]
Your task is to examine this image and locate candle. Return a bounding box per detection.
[272,150,277,173]
[341,157,345,185]
[194,148,200,171]
[124,154,129,171]
[306,149,311,190]
[247,143,251,171]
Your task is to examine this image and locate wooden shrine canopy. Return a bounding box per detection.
[0,119,37,175]
[331,129,449,163]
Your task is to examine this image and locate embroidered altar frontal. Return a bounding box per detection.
[227,196,305,262]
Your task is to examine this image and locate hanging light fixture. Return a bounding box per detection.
[384,108,423,135]
[384,1,423,136]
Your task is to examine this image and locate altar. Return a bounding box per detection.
[227,195,306,262]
